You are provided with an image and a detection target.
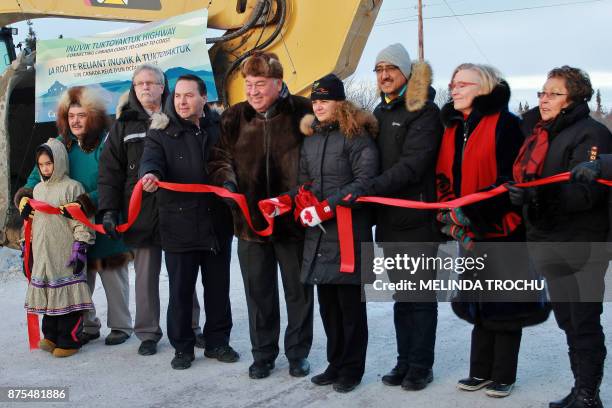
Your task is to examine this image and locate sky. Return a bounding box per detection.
[10,0,612,111]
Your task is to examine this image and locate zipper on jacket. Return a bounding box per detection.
[461,122,469,162]
[263,116,271,197]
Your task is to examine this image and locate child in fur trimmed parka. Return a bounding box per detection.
[21,138,95,357]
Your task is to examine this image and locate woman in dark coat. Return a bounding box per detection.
[508,66,611,408]
[436,63,549,398]
[293,74,379,393]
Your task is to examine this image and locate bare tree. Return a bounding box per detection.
[343,77,379,111]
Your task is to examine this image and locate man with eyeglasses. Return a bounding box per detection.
[353,43,444,391]
[98,63,176,356]
[209,52,314,380]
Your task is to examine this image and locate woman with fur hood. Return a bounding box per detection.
[16,86,133,346]
[435,64,549,398]
[291,74,379,393]
[22,138,95,357]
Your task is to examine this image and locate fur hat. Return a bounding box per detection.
[56,86,109,151]
[240,51,283,79]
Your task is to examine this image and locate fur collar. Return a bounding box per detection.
[150,112,170,130]
[299,101,378,138]
[441,80,511,127]
[405,61,434,112]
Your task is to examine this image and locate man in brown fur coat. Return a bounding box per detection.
[209,52,314,380]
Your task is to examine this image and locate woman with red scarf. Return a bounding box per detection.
[508,66,611,408]
[436,63,549,398]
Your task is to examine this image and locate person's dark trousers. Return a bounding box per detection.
[469,324,522,384]
[317,284,368,381]
[42,311,84,349]
[237,239,314,363]
[165,250,233,353]
[199,236,233,349]
[384,241,439,369]
[553,301,606,389]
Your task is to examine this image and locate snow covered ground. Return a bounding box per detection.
[0,244,610,408]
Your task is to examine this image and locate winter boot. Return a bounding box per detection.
[38,339,56,353]
[53,348,79,358]
[550,351,579,408]
[565,358,603,408]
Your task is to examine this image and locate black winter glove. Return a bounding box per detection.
[338,188,365,209]
[222,181,238,193]
[505,184,526,206]
[570,160,601,184]
[102,210,121,240]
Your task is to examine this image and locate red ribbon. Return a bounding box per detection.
[23,219,41,350]
[336,172,612,272]
[23,171,612,279]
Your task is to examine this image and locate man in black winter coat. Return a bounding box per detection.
[98,64,171,356]
[139,74,238,370]
[363,43,443,391]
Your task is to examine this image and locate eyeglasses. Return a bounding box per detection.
[134,81,161,88]
[537,91,568,99]
[373,65,400,75]
[448,81,479,90]
[245,80,271,91]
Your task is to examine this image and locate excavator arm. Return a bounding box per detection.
[0,0,383,247]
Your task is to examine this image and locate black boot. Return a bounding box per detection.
[565,388,603,408]
[550,351,579,408]
[565,358,603,408]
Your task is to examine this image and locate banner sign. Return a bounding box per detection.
[35,8,217,123]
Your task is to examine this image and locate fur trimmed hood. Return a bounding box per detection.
[441,80,511,127]
[299,101,378,138]
[404,61,434,112]
[56,86,109,152]
[150,111,171,130]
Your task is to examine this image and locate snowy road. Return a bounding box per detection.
[0,245,610,408]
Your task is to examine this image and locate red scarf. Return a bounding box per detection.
[513,122,550,183]
[436,112,521,238]
[436,112,500,201]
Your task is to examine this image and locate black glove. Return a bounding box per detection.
[58,202,82,219]
[102,210,121,240]
[506,184,527,206]
[221,181,238,209]
[18,197,34,221]
[571,160,601,184]
[338,189,364,209]
[222,181,238,193]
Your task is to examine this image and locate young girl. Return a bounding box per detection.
[296,74,379,392]
[21,138,95,357]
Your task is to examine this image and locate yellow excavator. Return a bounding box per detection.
[0,0,383,247]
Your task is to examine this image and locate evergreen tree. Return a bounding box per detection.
[595,89,603,115]
[25,20,36,52]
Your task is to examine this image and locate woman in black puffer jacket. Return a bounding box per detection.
[295,74,379,393]
[509,65,611,408]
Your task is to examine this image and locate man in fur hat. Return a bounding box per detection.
[349,43,444,390]
[208,52,314,380]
